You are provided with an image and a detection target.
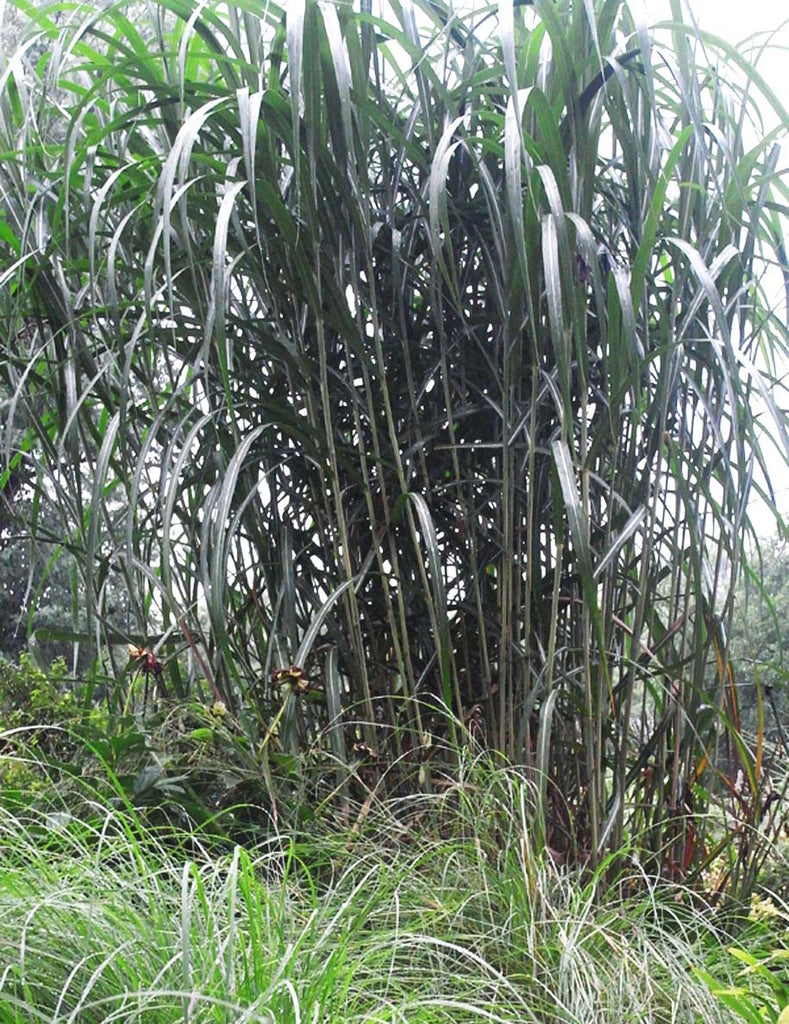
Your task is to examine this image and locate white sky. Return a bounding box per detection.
[675,0,787,47]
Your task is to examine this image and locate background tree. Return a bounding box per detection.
[0,391,72,661]
[1,0,788,881]
[729,536,789,748]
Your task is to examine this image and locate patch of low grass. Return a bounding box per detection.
[0,760,735,1023]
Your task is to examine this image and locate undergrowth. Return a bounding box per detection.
[0,760,741,1024]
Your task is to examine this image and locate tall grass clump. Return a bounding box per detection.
[1,0,788,880]
[0,762,735,1023]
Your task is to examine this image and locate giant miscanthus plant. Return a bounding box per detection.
[1,0,788,876]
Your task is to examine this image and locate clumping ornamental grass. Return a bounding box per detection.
[3,0,789,885]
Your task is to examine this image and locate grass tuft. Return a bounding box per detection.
[0,764,735,1023]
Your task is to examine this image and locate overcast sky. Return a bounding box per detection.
[676,0,787,42]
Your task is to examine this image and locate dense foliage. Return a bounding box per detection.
[1,0,788,885]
